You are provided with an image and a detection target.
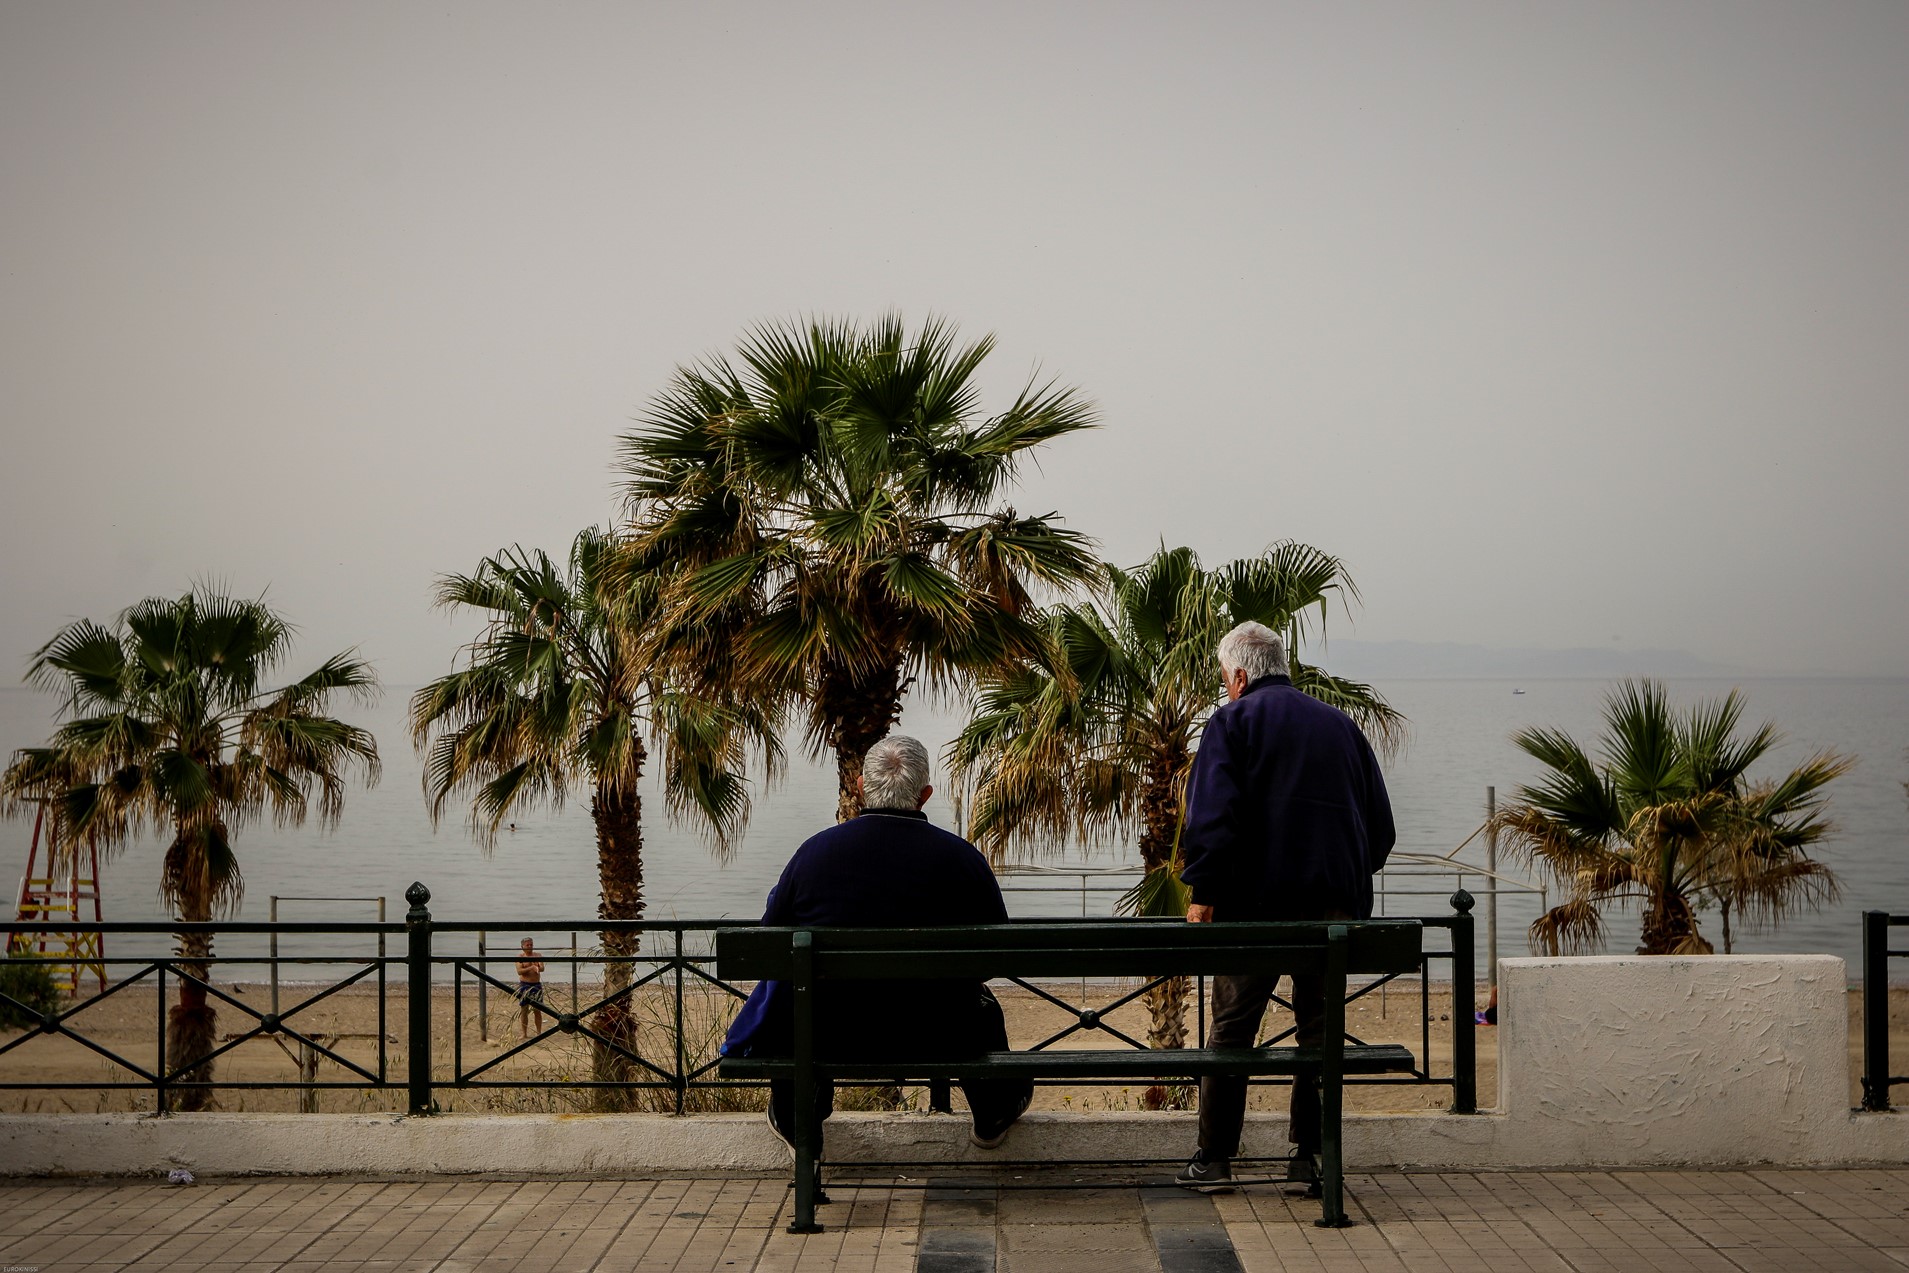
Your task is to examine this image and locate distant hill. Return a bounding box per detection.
[1311,640,1741,680]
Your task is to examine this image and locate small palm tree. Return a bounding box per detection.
[620,315,1101,820]
[409,528,773,1105]
[1493,679,1851,955]
[1,591,379,1109]
[951,543,1402,1055]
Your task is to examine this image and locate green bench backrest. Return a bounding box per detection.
[716,920,1422,982]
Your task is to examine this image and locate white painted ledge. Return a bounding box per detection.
[3,955,1903,1176]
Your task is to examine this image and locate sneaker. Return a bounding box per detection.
[969,1088,1034,1149]
[1174,1151,1233,1193]
[765,1104,794,1159]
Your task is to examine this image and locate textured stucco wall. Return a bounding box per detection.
[1497,954,1858,1166]
[2,955,1902,1177]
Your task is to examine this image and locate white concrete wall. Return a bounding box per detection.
[1494,953,1857,1167]
[2,954,1902,1177]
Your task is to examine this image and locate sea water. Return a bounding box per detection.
[0,679,1903,978]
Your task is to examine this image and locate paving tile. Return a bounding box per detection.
[15,1168,1909,1271]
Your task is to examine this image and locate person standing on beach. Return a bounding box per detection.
[722,735,1033,1152]
[1174,622,1395,1193]
[515,937,547,1039]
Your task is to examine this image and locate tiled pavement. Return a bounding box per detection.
[2,1169,1905,1272]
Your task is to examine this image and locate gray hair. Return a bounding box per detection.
[861,735,931,810]
[1217,621,1289,682]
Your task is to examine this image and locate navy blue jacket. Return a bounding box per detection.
[723,808,1007,1059]
[1179,675,1395,920]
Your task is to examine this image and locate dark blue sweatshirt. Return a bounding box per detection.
[1178,675,1395,920]
[726,808,1007,1059]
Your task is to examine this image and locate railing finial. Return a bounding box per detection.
[1450,888,1475,914]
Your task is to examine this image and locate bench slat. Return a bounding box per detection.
[716,921,1422,981]
[719,1043,1417,1080]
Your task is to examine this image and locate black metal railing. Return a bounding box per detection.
[1861,910,1906,1113]
[0,881,1479,1116]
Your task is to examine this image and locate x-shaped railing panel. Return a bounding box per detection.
[450,958,675,1085]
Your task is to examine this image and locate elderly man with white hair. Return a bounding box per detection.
[723,735,1033,1157]
[1174,622,1396,1193]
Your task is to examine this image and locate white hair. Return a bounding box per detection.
[1217,621,1289,682]
[861,735,931,810]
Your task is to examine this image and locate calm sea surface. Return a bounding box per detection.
[1,678,1903,979]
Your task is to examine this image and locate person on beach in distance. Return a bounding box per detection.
[515,937,547,1040]
[1174,622,1395,1193]
[722,735,1034,1153]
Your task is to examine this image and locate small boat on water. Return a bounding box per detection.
[1511,688,1525,695]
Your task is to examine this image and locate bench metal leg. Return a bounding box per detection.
[789,1077,823,1233]
[1314,1070,1347,1227]
[1315,924,1352,1229]
[788,933,824,1234]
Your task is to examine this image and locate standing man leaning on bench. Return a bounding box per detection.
[1176,622,1396,1192]
[723,735,1034,1155]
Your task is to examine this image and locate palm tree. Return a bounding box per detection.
[950,543,1403,1056]
[1492,679,1851,956]
[1,591,379,1109]
[619,315,1101,821]
[409,527,773,1105]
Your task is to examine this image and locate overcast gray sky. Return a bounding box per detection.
[3,1,1905,684]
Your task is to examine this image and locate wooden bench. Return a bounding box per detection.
[716,919,1423,1231]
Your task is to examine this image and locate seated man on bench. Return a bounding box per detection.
[722,735,1034,1152]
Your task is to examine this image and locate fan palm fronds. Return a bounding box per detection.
[619,314,1099,821]
[1493,679,1849,956]
[2,589,380,1108]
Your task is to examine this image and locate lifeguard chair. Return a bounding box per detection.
[7,806,106,996]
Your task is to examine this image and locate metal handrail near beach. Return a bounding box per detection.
[1861,910,1909,1112]
[0,882,1482,1117]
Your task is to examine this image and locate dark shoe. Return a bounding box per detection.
[970,1088,1034,1149]
[1175,1151,1234,1193]
[1284,1151,1321,1197]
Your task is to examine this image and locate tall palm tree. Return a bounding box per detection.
[1492,679,1851,956]
[951,543,1403,1054]
[1,591,379,1109]
[619,315,1101,821]
[409,527,774,1104]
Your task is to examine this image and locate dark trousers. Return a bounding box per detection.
[768,986,1031,1148]
[1197,970,1328,1159]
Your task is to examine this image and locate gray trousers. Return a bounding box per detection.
[1197,970,1327,1160]
[1198,906,1356,1160]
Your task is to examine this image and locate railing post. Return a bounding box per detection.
[406,882,434,1116]
[155,962,169,1115]
[1862,911,1891,1112]
[1449,889,1477,1114]
[1485,787,1498,991]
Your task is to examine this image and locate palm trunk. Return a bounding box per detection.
[819,657,906,823]
[1138,749,1189,1112]
[589,777,645,1111]
[163,829,218,1112]
[1640,886,1709,955]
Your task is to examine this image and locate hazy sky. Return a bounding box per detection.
[3,1,1906,686]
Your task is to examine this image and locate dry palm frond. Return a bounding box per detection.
[1530,898,1605,956]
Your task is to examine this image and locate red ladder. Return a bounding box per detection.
[8,807,106,996]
